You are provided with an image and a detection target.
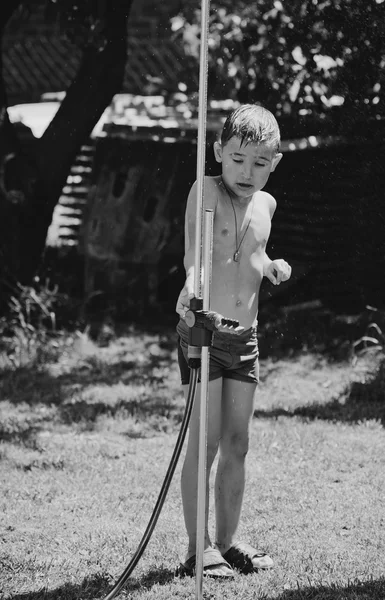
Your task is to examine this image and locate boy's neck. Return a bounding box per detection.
[220,176,254,206]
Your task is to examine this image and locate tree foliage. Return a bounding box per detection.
[174,0,385,131]
[0,0,132,291]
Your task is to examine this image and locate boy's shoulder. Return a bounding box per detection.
[192,175,222,208]
[186,176,221,214]
[254,190,277,217]
[205,175,222,191]
[189,176,220,197]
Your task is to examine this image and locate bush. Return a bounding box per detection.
[0,280,67,368]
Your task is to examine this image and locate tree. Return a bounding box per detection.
[173,0,385,134]
[0,0,133,299]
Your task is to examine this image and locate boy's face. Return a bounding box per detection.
[214,136,282,199]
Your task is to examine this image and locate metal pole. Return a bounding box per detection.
[193,0,211,299]
[195,210,213,600]
[193,1,211,598]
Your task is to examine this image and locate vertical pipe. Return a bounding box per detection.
[194,1,211,598]
[195,210,214,600]
[193,0,211,299]
[202,210,213,313]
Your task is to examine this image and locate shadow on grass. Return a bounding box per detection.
[6,574,385,600]
[275,578,385,600]
[0,334,184,445]
[258,307,356,362]
[255,358,385,427]
[121,573,385,598]
[5,573,109,600]
[0,354,173,407]
[106,567,176,595]
[6,568,176,600]
[0,425,45,451]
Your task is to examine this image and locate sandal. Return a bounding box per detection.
[223,541,274,574]
[176,547,234,579]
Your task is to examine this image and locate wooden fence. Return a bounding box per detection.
[76,128,385,317]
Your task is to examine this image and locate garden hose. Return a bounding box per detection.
[102,367,199,600]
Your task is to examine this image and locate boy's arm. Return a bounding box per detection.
[183,178,218,292]
[176,178,218,317]
[175,186,196,317]
[183,181,198,296]
[176,180,207,317]
[263,254,292,285]
[262,191,292,285]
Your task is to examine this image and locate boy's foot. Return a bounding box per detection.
[222,541,274,574]
[176,547,234,579]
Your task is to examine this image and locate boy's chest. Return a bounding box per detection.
[213,203,271,254]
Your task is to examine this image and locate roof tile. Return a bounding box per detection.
[3,35,198,106]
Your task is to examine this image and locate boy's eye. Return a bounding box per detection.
[233,159,243,163]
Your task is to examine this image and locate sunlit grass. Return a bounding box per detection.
[1,324,385,599]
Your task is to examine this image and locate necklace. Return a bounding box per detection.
[221,179,254,262]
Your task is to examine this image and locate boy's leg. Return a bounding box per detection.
[214,378,256,553]
[181,377,225,563]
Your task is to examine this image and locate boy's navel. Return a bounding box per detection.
[221,228,229,236]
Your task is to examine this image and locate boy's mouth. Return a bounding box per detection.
[236,182,253,190]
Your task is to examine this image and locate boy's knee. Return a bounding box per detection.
[188,435,219,464]
[223,432,249,460]
[206,439,220,463]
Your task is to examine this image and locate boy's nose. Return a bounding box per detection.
[241,164,252,179]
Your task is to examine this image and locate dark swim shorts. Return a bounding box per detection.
[176,318,259,385]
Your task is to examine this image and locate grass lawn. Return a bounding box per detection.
[1,313,385,600]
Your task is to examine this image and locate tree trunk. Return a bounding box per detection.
[0,1,25,306]
[0,1,133,294]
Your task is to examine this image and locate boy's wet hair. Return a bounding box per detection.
[221,104,280,152]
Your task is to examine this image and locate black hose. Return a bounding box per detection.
[102,367,199,600]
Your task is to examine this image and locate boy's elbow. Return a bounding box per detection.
[184,254,194,273]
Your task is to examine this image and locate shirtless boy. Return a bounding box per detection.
[176,104,292,578]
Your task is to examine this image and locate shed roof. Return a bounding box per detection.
[3,34,198,106]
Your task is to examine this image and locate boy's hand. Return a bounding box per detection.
[176,279,195,319]
[264,259,292,285]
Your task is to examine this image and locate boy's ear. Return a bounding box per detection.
[213,141,223,163]
[271,153,283,172]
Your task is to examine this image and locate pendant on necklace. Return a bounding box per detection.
[233,251,240,262]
